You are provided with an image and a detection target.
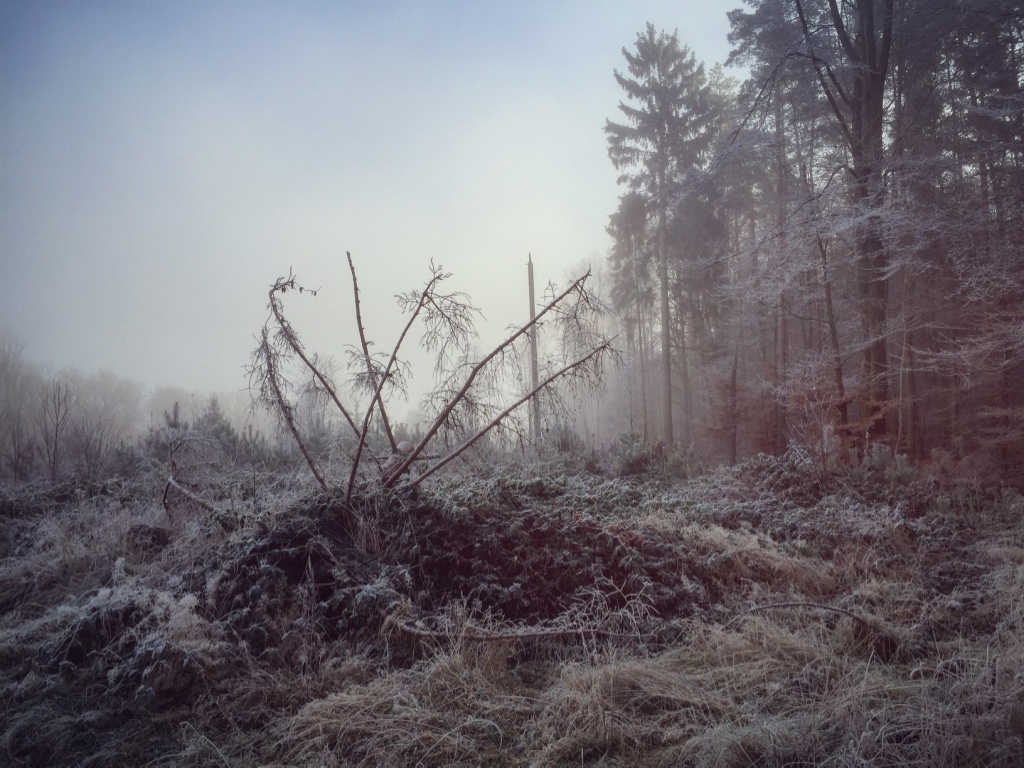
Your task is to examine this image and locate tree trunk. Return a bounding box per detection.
[903,326,918,460]
[633,240,650,442]
[679,306,693,445]
[773,94,788,453]
[819,238,848,426]
[728,340,740,465]
[527,255,541,443]
[775,293,788,454]
[659,212,674,446]
[796,0,894,438]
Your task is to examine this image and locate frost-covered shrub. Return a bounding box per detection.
[612,433,690,479]
[535,422,603,475]
[106,441,151,479]
[865,441,892,472]
[614,433,654,476]
[544,421,584,455]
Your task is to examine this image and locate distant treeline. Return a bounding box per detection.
[0,340,281,483]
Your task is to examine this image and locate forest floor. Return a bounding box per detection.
[1,449,1023,766]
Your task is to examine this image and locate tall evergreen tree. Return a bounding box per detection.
[605,23,717,445]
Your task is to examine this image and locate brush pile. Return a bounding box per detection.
[2,453,1023,765]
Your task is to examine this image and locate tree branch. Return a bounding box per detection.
[827,0,858,62]
[267,273,365,446]
[388,615,654,643]
[255,327,329,493]
[346,252,398,453]
[401,340,612,489]
[383,270,595,485]
[793,0,855,148]
[725,601,873,629]
[345,262,445,501]
[163,474,217,515]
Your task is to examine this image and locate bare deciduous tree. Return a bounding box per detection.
[67,370,143,480]
[38,379,73,483]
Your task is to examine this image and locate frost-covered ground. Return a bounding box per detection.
[1,452,1023,766]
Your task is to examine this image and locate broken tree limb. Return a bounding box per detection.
[346,252,398,453]
[267,274,376,465]
[256,326,330,493]
[396,339,613,489]
[163,474,217,515]
[385,612,656,643]
[724,601,873,630]
[383,269,595,486]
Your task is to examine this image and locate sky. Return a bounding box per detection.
[1,0,744,406]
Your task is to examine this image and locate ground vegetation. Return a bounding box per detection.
[1,447,1022,766]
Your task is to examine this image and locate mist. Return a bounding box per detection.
[1,1,739,402]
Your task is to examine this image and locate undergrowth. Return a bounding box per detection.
[1,450,1023,765]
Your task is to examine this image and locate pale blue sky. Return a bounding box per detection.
[1,0,742,400]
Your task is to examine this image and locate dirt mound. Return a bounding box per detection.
[187,483,706,668]
[193,497,415,661]
[386,490,705,623]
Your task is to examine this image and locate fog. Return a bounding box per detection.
[1,1,740,405]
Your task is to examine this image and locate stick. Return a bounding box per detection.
[724,601,872,629]
[345,256,444,499]
[346,252,398,452]
[401,341,612,488]
[163,475,217,515]
[389,618,654,642]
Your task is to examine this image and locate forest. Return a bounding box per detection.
[1,0,1023,765]
[602,2,1023,479]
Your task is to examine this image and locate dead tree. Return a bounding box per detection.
[249,254,614,498]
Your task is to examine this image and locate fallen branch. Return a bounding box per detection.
[251,260,611,501]
[345,255,447,500]
[397,339,613,489]
[387,615,655,642]
[255,327,330,493]
[163,475,217,515]
[346,251,399,453]
[724,601,872,629]
[266,272,379,469]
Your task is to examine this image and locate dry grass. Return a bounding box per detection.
[2,457,1024,765]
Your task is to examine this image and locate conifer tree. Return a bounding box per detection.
[605,23,717,445]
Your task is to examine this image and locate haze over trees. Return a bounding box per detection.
[605,23,719,448]
[0,335,273,485]
[603,0,1024,482]
[1,1,1020,491]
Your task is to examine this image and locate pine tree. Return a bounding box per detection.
[605,23,717,446]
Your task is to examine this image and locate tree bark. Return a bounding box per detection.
[728,338,740,465]
[633,240,650,442]
[819,237,848,426]
[679,305,693,445]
